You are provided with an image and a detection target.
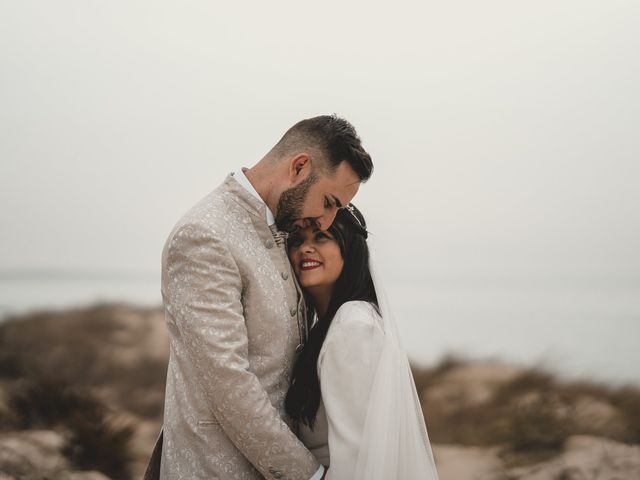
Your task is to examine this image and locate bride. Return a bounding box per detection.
[286,204,439,480]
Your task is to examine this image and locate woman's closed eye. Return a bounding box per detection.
[288,229,335,251]
[288,235,304,248]
[315,231,331,241]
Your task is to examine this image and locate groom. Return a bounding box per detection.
[154,115,373,479]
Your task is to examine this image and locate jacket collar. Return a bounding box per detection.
[224,173,270,224]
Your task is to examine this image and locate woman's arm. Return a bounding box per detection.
[317,301,385,480]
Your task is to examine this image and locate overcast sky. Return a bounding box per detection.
[1,0,639,284]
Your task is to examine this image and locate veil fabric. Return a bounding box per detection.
[352,254,439,480]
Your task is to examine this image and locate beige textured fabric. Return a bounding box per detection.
[159,174,320,480]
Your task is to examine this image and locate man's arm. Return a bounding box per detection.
[164,223,320,480]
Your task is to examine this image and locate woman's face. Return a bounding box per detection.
[288,226,344,292]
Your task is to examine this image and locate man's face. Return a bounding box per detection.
[275,161,361,232]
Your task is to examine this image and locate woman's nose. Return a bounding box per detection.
[301,239,316,253]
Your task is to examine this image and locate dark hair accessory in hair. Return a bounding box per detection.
[344,203,369,239]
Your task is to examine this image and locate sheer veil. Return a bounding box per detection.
[353,249,439,479]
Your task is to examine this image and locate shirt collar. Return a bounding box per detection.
[234,168,275,226]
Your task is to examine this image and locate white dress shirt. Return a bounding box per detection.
[234,168,276,225]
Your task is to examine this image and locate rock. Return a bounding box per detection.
[0,431,115,480]
[433,444,504,480]
[506,435,640,480]
[572,396,627,438]
[0,429,69,476]
[66,471,111,480]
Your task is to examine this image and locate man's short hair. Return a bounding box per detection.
[272,115,373,182]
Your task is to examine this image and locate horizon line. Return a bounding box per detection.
[0,268,158,281]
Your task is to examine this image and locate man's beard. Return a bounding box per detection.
[274,171,318,232]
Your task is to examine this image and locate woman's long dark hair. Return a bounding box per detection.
[285,204,378,430]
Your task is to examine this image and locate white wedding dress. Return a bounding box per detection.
[299,295,439,480]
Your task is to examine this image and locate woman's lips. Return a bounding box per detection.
[300,259,322,271]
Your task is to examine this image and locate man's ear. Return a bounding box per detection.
[288,153,311,183]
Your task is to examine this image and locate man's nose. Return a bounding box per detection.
[314,210,338,231]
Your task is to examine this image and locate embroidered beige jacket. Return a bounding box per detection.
[159,174,319,480]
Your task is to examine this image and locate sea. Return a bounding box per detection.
[1,271,638,386]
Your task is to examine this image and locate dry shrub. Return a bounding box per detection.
[0,351,22,378]
[426,403,499,446]
[500,393,573,453]
[412,354,465,393]
[611,387,640,443]
[416,365,572,447]
[63,412,135,480]
[492,369,555,403]
[0,304,167,420]
[414,357,640,463]
[3,376,134,479]
[5,378,104,429]
[104,357,167,420]
[0,305,124,384]
[492,370,574,456]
